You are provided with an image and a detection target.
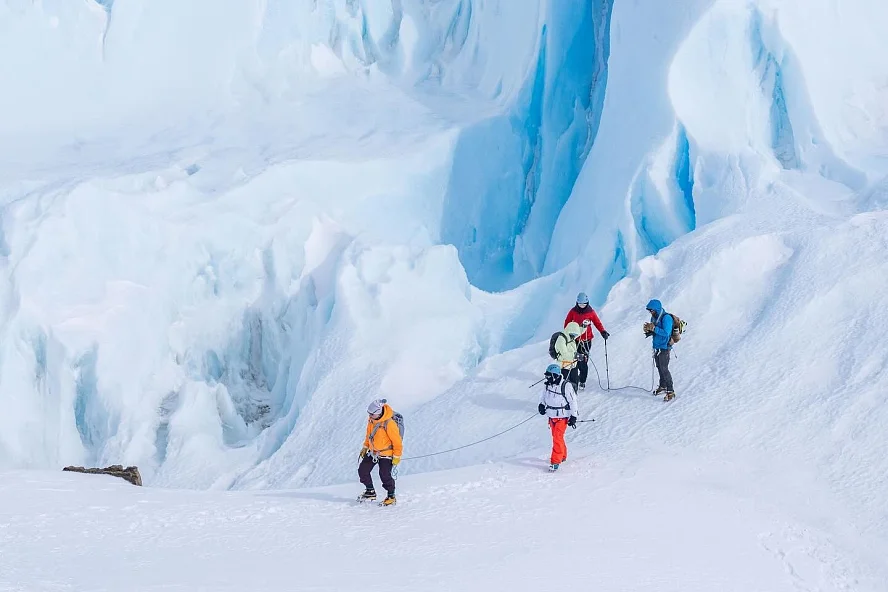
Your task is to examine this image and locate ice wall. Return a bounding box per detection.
[0,0,570,482]
[440,0,613,291]
[547,0,888,307]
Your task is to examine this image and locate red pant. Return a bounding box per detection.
[548,418,569,464]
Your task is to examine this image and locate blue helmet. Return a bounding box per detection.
[545,363,561,375]
[576,292,589,305]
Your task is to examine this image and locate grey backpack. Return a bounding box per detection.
[391,411,405,439]
[370,409,405,443]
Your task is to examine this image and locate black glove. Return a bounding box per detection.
[538,403,546,415]
[644,331,653,338]
[568,416,577,428]
[600,330,610,340]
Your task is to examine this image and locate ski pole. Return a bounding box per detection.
[604,339,611,391]
[528,378,544,388]
[578,418,596,423]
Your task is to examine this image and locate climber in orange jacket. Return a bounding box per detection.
[358,399,403,506]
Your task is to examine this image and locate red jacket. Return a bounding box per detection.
[564,305,606,342]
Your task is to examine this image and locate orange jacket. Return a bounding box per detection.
[363,404,403,458]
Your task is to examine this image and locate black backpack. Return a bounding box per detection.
[548,332,566,359]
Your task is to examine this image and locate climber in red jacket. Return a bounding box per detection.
[563,292,609,390]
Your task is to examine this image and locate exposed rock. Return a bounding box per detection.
[63,464,142,486]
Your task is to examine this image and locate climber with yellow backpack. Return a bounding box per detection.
[358,399,404,506]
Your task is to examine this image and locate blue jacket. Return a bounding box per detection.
[647,299,673,350]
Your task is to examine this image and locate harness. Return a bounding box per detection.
[368,418,394,459]
[544,382,572,412]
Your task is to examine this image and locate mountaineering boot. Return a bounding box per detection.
[549,463,560,472]
[357,489,377,502]
[663,391,675,402]
[578,382,586,390]
[380,494,396,507]
[653,386,667,396]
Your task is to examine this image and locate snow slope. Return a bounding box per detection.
[2,461,886,592]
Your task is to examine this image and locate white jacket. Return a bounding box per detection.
[539,381,578,420]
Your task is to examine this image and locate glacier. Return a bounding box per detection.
[0,1,888,585]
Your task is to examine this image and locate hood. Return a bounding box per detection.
[646,299,663,315]
[370,404,393,424]
[564,321,582,339]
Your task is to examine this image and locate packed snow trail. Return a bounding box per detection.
[1,461,886,592]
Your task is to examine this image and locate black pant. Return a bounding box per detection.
[358,455,395,495]
[654,349,673,391]
[561,366,579,389]
[576,340,591,384]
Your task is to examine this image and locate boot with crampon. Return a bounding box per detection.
[357,488,377,502]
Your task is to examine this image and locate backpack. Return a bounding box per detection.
[370,411,405,443]
[667,313,687,345]
[548,332,566,359]
[391,411,405,440]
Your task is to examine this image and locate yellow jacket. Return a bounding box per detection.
[363,404,403,458]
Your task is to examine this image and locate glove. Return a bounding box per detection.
[643,322,654,333]
[359,447,368,460]
[600,330,610,340]
[568,416,577,428]
[538,403,546,415]
[644,331,653,338]
[392,456,400,466]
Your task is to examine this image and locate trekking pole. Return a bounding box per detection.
[528,378,544,388]
[577,418,596,423]
[604,339,611,391]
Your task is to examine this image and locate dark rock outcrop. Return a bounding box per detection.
[63,464,142,486]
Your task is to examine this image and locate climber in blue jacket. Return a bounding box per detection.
[644,299,675,401]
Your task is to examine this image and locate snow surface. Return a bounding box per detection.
[1,463,886,592]
[1,0,888,589]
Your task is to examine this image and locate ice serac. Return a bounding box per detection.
[544,0,713,303]
[547,0,887,305]
[440,0,613,292]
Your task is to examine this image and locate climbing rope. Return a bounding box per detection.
[401,415,538,461]
[586,340,655,394]
[400,342,653,461]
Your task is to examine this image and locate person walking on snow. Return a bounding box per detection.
[564,292,610,390]
[538,364,578,471]
[358,399,402,506]
[554,321,584,388]
[644,299,675,401]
